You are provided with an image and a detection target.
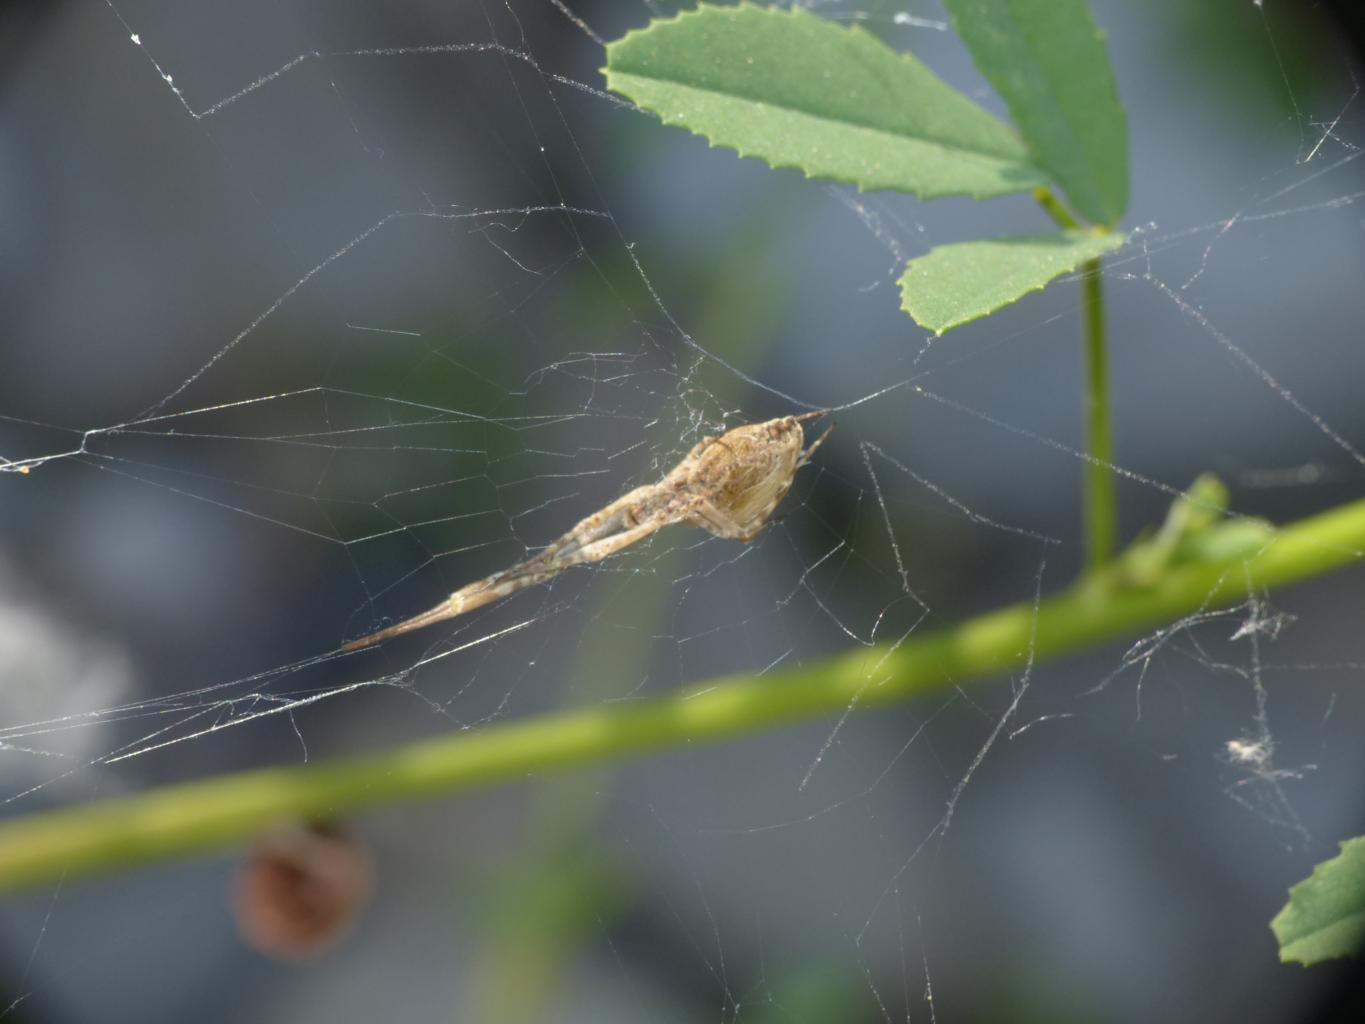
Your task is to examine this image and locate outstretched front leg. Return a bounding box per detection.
[342,505,673,652]
[799,424,833,467]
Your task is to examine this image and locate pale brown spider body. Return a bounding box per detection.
[341,411,830,651]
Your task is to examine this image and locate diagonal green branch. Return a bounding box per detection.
[1,498,1363,893]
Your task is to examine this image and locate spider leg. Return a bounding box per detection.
[558,518,671,567]
[340,563,558,651]
[341,516,670,652]
[798,422,834,467]
[503,516,667,580]
[694,435,736,459]
[524,485,655,568]
[684,497,769,543]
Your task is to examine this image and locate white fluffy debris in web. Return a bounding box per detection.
[0,561,131,771]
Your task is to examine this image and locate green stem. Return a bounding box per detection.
[2,498,1364,893]
[1081,257,1116,569]
[1034,187,1118,570]
[1033,186,1080,231]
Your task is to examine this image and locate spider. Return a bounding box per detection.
[341,410,832,651]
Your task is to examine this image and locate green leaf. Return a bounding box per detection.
[1272,836,1365,965]
[603,3,1047,199]
[942,0,1128,224]
[898,230,1124,334]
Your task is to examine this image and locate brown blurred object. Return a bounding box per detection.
[231,822,373,959]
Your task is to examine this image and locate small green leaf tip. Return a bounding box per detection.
[603,3,1046,199]
[898,230,1124,334]
[942,0,1129,225]
[1272,836,1365,965]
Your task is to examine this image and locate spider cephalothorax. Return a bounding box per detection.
[666,415,813,542]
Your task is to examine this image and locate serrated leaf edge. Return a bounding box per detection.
[1271,836,1365,966]
[898,230,1124,335]
[602,2,1046,200]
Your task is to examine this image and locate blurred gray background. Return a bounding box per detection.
[1,1,1363,1021]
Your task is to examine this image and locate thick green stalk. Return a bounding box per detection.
[1081,257,1116,568]
[0,498,1362,893]
[1034,187,1118,569]
[1033,186,1080,231]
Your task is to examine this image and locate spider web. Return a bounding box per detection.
[1,1,1363,1021]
